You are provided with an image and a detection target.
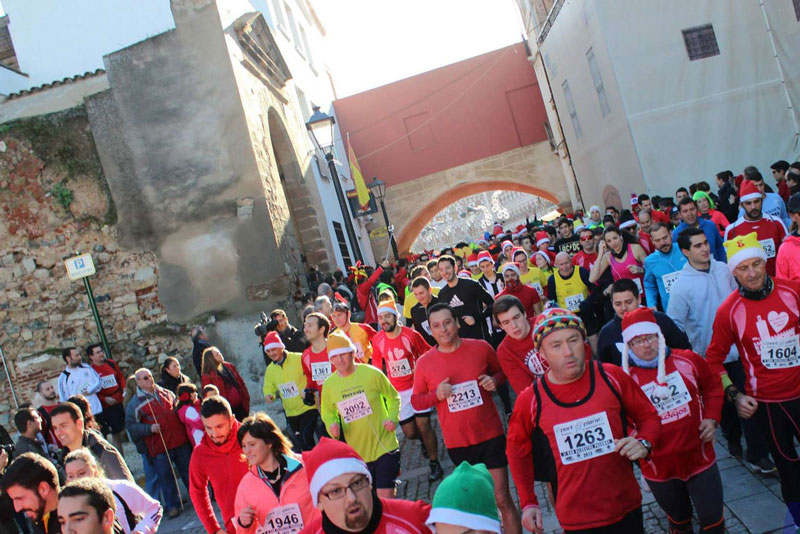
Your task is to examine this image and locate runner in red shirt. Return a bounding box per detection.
[371,298,442,482]
[411,303,521,534]
[506,308,661,534]
[302,312,332,395]
[723,182,787,276]
[86,343,126,454]
[572,228,598,270]
[35,380,62,448]
[495,263,541,318]
[706,233,800,527]
[493,295,546,394]
[620,307,724,534]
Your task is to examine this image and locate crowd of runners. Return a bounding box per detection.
[1,162,800,534]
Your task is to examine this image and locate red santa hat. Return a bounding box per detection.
[501,240,514,253]
[534,250,551,266]
[262,331,285,353]
[738,179,761,203]
[303,438,372,506]
[492,223,503,236]
[467,253,479,267]
[535,231,550,247]
[621,307,669,399]
[477,250,493,265]
[512,224,526,239]
[501,262,520,277]
[458,269,472,279]
[510,246,528,262]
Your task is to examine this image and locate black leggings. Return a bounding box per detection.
[646,464,724,534]
[753,398,800,504]
[721,360,769,463]
[564,507,642,534]
[286,409,319,451]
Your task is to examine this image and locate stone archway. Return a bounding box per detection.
[395,180,560,252]
[266,109,333,273]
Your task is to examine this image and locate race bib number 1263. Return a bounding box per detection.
[553,411,615,465]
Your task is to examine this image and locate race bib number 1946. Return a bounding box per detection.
[553,411,615,465]
[256,503,303,534]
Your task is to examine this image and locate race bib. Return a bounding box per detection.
[337,392,373,423]
[99,374,117,389]
[564,293,584,312]
[278,382,299,399]
[446,380,484,412]
[388,358,412,378]
[632,277,643,294]
[354,343,366,362]
[759,238,776,259]
[553,411,615,465]
[256,503,303,534]
[311,362,332,384]
[421,320,432,335]
[662,271,680,295]
[641,371,692,423]
[760,334,800,369]
[531,282,544,297]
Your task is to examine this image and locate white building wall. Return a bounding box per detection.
[537,0,644,209]
[525,0,800,207]
[0,0,175,92]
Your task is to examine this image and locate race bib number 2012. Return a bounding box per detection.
[553,411,615,465]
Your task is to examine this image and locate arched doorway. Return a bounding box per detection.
[410,190,558,252]
[396,180,561,253]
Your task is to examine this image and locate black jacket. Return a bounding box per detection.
[158,371,191,394]
[278,325,309,353]
[717,181,739,223]
[597,311,690,366]
[192,338,212,376]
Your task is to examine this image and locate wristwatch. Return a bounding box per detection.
[637,439,652,456]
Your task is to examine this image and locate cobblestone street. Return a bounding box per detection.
[145,399,796,534]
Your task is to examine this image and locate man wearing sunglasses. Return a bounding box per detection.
[302,438,431,534]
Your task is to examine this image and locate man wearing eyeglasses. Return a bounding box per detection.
[301,438,431,534]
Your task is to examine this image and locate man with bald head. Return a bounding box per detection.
[547,252,600,350]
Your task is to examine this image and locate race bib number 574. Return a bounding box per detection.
[553,412,615,465]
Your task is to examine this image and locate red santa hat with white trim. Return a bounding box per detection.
[501,262,520,277]
[303,438,372,506]
[262,331,285,353]
[467,253,479,267]
[738,179,762,203]
[535,231,550,247]
[501,240,514,253]
[510,246,528,262]
[477,250,493,265]
[621,307,669,398]
[492,223,503,236]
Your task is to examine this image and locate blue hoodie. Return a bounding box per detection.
[643,243,687,311]
[671,217,726,263]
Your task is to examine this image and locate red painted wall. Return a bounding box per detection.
[333,43,549,188]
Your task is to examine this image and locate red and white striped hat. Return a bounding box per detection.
[303,438,372,506]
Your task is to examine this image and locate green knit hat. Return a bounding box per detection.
[426,462,501,533]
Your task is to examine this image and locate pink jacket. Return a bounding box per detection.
[776,234,800,281]
[176,401,205,447]
[233,455,318,534]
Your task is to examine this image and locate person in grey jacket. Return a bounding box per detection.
[667,226,774,473]
[12,407,64,483]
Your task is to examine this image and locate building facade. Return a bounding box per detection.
[517,0,800,207]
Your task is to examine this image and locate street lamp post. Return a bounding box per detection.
[305,106,363,264]
[369,176,399,261]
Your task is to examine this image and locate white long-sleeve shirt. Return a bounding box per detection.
[106,478,163,534]
[58,363,104,415]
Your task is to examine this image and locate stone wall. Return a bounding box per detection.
[0,107,190,426]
